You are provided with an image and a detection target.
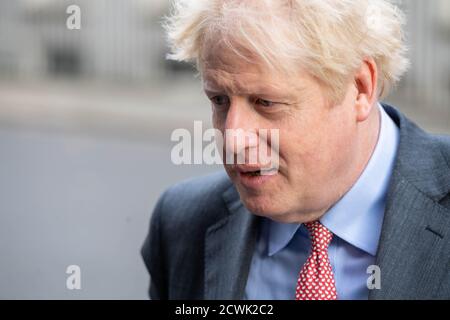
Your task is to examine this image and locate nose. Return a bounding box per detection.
[223,98,258,160]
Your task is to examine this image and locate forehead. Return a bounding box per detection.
[202,68,283,95]
[199,36,323,100]
[201,42,297,95]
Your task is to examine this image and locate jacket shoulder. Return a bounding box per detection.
[141,171,233,299]
[385,103,450,204]
[157,171,233,227]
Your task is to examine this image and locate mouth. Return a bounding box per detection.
[246,171,262,177]
[235,165,279,177]
[234,166,279,189]
[242,169,278,176]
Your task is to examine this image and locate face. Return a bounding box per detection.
[201,45,371,223]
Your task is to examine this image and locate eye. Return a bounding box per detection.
[210,95,230,108]
[255,98,275,107]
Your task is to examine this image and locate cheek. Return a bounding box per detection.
[313,112,357,174]
[278,129,320,181]
[281,109,354,175]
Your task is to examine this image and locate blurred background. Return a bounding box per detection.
[0,0,449,299]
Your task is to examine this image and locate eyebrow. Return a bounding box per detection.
[205,84,279,95]
[202,68,272,93]
[201,68,309,102]
[203,82,292,96]
[203,82,305,102]
[204,88,288,100]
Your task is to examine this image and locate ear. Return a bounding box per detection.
[354,57,378,122]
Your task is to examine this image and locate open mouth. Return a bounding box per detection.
[245,170,262,177]
[240,168,278,177]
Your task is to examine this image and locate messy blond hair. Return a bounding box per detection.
[164,0,409,102]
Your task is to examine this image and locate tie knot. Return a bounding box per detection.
[304,221,333,250]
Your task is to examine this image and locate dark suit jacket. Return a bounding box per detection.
[141,104,450,299]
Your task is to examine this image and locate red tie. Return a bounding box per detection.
[295,221,338,300]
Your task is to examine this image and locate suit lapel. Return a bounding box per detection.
[369,169,450,299]
[370,105,450,299]
[204,184,260,299]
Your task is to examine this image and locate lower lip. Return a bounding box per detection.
[238,171,278,189]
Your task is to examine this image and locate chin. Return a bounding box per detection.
[237,189,309,223]
[243,200,307,224]
[239,192,284,217]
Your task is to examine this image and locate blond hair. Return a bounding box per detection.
[164,0,409,102]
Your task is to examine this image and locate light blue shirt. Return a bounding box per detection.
[245,104,400,300]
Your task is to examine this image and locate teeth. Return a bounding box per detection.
[261,168,277,175]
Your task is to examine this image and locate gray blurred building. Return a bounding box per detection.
[0,0,448,107]
[0,0,168,81]
[402,0,450,110]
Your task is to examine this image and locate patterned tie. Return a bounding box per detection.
[295,221,338,300]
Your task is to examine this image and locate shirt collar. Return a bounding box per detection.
[267,103,400,257]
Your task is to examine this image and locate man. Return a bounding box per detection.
[142,0,450,299]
